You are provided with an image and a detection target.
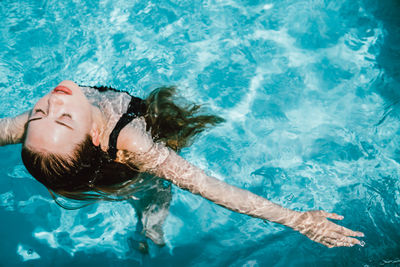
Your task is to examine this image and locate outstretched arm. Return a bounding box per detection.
[117,121,364,248]
[0,111,30,146]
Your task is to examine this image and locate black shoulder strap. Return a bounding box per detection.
[108,96,146,159]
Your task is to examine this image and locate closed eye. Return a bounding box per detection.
[27,111,74,130]
[34,109,45,115]
[61,113,72,119]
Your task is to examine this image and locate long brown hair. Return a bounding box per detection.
[21,86,224,207]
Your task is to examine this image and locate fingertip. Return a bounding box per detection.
[330,213,344,220]
[358,232,365,237]
[353,241,363,247]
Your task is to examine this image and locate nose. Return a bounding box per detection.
[47,95,64,114]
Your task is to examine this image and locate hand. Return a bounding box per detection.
[290,210,364,248]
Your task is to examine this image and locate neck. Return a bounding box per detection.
[90,105,108,150]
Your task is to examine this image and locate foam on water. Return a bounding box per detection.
[17,244,40,261]
[0,0,399,266]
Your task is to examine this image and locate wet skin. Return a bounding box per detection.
[24,80,100,155]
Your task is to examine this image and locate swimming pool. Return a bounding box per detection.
[1,0,399,265]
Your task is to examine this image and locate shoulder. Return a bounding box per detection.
[116,118,154,154]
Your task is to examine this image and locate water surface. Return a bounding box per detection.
[0,0,399,266]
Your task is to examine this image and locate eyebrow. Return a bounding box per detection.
[27,117,74,130]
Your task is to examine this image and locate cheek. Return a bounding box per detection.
[72,96,91,113]
[74,110,93,131]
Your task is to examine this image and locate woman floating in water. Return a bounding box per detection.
[0,80,364,248]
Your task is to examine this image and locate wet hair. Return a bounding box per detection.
[21,135,141,203]
[21,86,224,207]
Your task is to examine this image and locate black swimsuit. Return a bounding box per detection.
[86,86,147,159]
[107,96,146,159]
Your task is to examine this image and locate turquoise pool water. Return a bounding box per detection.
[1,0,399,266]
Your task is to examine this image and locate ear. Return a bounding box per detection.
[90,123,100,146]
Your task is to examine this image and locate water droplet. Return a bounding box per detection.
[27,249,33,255]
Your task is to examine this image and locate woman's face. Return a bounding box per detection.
[24,80,94,155]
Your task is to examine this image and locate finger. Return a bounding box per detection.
[324,236,360,248]
[326,231,343,240]
[333,240,354,247]
[320,211,344,220]
[322,237,337,248]
[341,236,362,246]
[334,238,361,247]
[334,224,364,237]
[326,232,362,246]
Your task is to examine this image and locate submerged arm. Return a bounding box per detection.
[0,111,30,146]
[117,121,364,248]
[138,147,296,224]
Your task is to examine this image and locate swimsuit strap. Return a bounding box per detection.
[108,96,147,159]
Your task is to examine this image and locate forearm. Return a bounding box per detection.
[142,148,300,226]
[116,124,300,226]
[0,112,29,146]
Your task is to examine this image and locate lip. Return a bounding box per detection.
[52,86,73,95]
